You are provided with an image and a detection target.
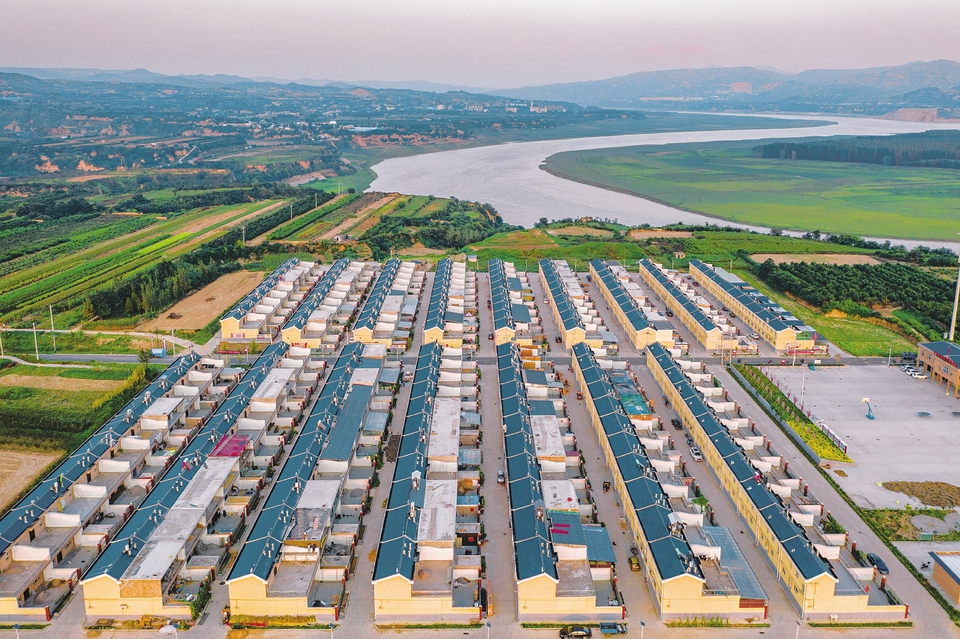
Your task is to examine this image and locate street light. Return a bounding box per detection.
[639,620,645,639]
[795,619,801,639]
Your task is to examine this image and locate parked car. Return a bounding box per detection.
[559,626,593,638]
[488,332,494,340]
[665,310,674,317]
[628,556,641,572]
[671,418,683,430]
[556,335,563,344]
[497,470,506,485]
[867,553,889,575]
[689,447,703,462]
[543,298,550,305]
[750,332,761,340]
[912,372,928,379]
[901,352,918,361]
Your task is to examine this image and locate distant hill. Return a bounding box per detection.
[0,67,493,94]
[496,60,960,116]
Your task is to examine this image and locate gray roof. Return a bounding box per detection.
[228,342,365,582]
[87,343,291,582]
[638,259,717,332]
[281,258,351,332]
[423,258,452,333]
[0,352,203,560]
[355,258,401,332]
[540,259,582,332]
[498,341,558,582]
[222,258,300,321]
[647,342,833,582]
[372,343,443,583]
[591,259,650,332]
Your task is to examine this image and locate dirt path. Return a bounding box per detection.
[751,253,881,265]
[138,270,266,331]
[0,374,122,392]
[319,195,395,241]
[0,450,60,512]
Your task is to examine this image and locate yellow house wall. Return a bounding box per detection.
[82,575,191,620]
[373,575,479,622]
[423,327,444,344]
[228,576,337,620]
[352,327,374,343]
[934,563,960,605]
[494,327,515,346]
[0,597,49,620]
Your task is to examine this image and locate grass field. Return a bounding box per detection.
[751,253,882,265]
[543,144,960,241]
[736,270,915,356]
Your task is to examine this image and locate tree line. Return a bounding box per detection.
[754,131,960,168]
[753,258,954,332]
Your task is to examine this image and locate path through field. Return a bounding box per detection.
[751,253,882,265]
[319,195,395,241]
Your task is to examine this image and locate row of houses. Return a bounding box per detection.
[498,340,623,623]
[0,353,225,621]
[81,342,324,621]
[279,259,376,353]
[588,259,679,351]
[423,259,479,350]
[489,259,543,346]
[539,259,618,354]
[637,259,756,355]
[687,261,824,355]
[221,259,326,342]
[352,259,425,352]
[646,343,907,621]
[226,342,399,624]
[372,343,484,623]
[572,343,770,621]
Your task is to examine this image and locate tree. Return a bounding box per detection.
[138,349,152,364]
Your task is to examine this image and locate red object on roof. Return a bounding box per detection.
[211,434,249,458]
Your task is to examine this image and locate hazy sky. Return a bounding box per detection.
[2,0,959,88]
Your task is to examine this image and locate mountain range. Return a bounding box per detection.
[3,61,960,116]
[495,60,960,116]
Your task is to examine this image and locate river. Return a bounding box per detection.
[369,114,960,249]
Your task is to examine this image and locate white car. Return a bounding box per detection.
[689,447,703,462]
[750,332,760,340]
[911,372,928,379]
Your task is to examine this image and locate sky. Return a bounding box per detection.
[1,0,959,89]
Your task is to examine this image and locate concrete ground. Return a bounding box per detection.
[769,364,960,509]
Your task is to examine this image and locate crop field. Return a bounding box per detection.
[0,199,283,324]
[0,329,147,356]
[318,194,397,241]
[0,362,149,453]
[138,270,267,331]
[543,144,960,241]
[286,192,383,241]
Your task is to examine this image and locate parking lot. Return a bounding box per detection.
[769,363,960,509]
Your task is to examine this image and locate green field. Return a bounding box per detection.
[543,145,960,241]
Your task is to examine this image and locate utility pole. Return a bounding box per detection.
[49,304,56,353]
[32,322,39,361]
[0,331,4,358]
[290,203,294,221]
[241,226,246,244]
[315,193,318,209]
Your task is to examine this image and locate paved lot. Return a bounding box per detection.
[769,364,960,509]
